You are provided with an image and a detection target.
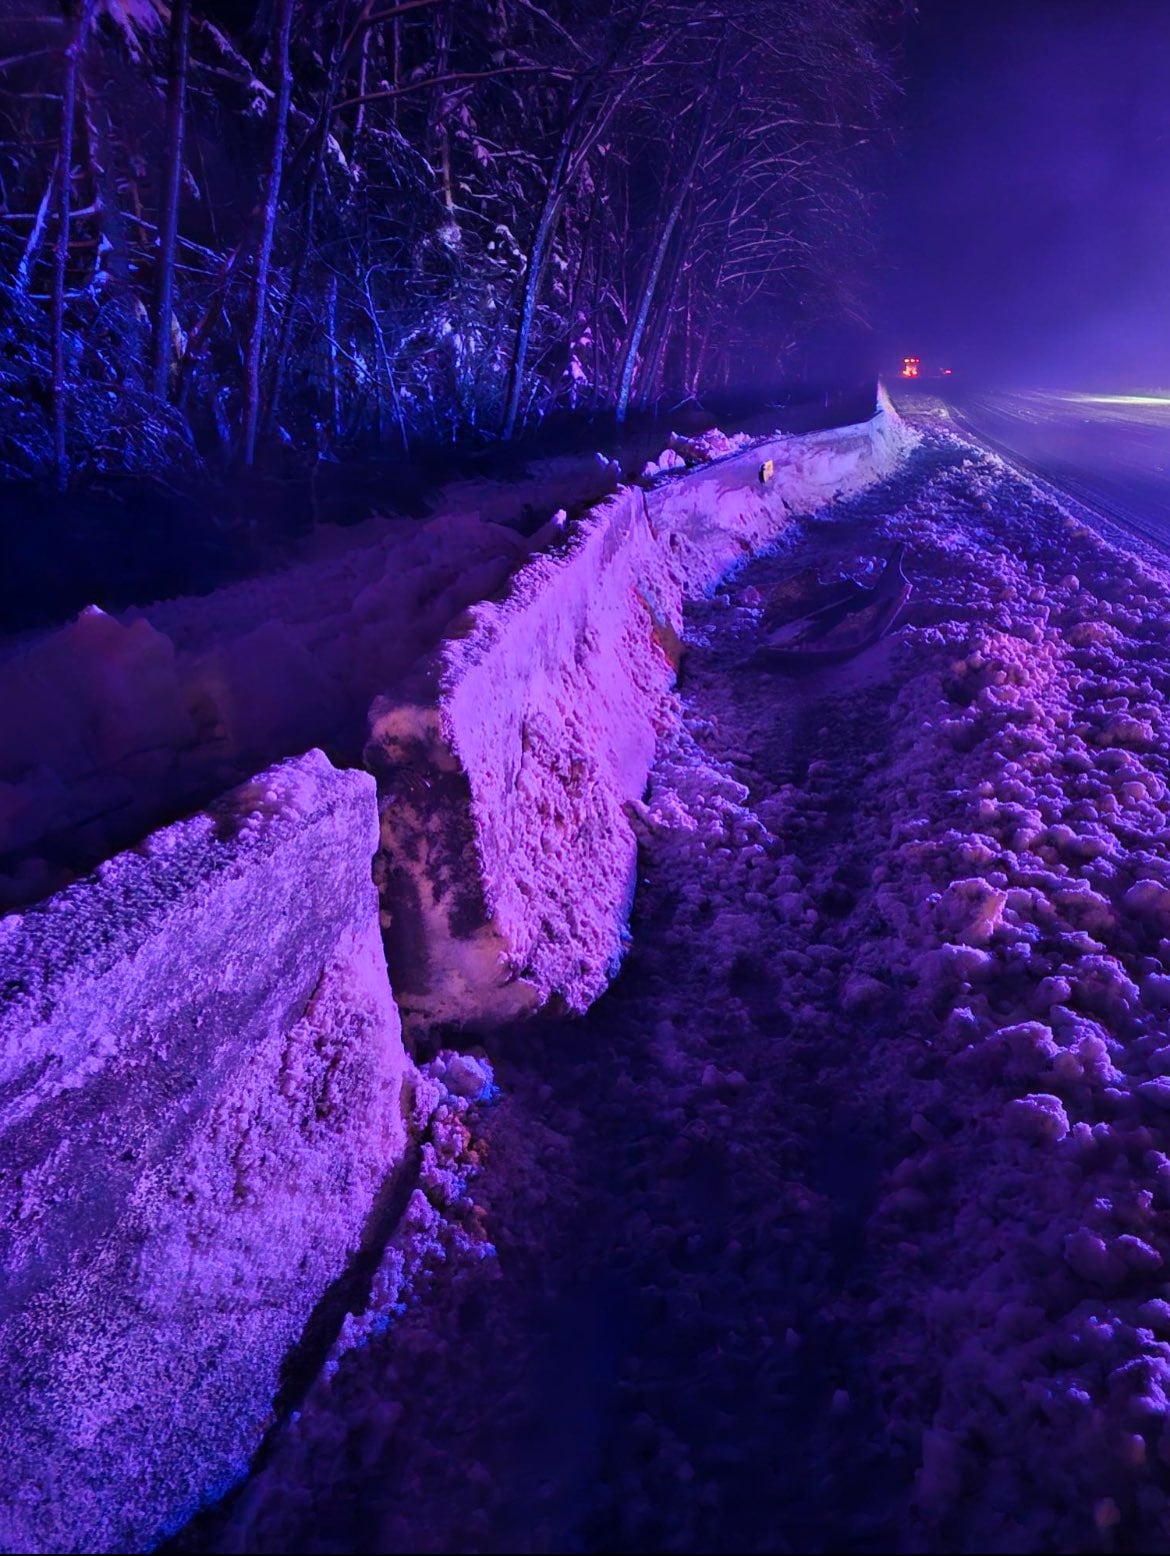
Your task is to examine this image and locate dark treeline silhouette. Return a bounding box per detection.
[0,0,901,490]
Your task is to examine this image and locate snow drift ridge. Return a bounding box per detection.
[0,752,410,1554]
[369,386,915,1032]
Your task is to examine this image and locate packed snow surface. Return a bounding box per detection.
[195,429,1170,1554]
[0,752,409,1554]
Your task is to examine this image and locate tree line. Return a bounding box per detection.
[0,0,902,488]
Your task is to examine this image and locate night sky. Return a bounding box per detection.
[880,0,1170,385]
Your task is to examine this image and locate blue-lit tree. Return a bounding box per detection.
[0,0,900,485]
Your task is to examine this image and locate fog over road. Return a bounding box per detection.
[945,389,1170,554]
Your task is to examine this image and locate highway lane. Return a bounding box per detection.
[942,388,1170,554]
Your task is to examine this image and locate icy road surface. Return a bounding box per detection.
[196,431,1170,1555]
[948,389,1170,554]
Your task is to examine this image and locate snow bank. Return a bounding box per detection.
[858,446,1170,1552]
[0,605,200,907]
[0,392,908,927]
[370,391,912,1032]
[644,381,910,597]
[0,511,534,911]
[0,750,409,1555]
[368,486,681,1030]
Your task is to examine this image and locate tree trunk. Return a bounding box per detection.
[681,265,694,391]
[151,0,190,400]
[500,8,652,439]
[241,0,295,467]
[500,85,597,441]
[690,321,712,398]
[16,160,56,293]
[431,1,454,212]
[51,0,96,490]
[638,220,687,411]
[265,9,348,437]
[82,80,130,294]
[353,22,370,140]
[615,68,718,426]
[325,270,340,442]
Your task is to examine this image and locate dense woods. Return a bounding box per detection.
[0,0,900,487]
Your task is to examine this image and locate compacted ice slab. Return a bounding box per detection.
[0,750,409,1555]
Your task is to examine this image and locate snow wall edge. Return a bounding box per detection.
[0,748,410,1554]
[369,389,914,1033]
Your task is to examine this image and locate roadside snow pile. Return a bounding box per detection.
[0,395,908,926]
[0,751,409,1555]
[0,438,679,914]
[186,426,1170,1556]
[854,442,1170,1552]
[0,511,532,911]
[368,487,682,1032]
[370,390,913,1034]
[645,385,912,598]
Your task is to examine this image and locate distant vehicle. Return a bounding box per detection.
[898,357,955,382]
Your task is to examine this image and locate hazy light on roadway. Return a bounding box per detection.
[1065,394,1170,408]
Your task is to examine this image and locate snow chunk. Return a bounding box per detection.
[999,1021,1060,1079]
[0,751,408,1553]
[935,877,1007,945]
[433,1052,495,1102]
[841,973,889,1013]
[1124,879,1170,933]
[1064,1228,1124,1284]
[1137,1078,1170,1110]
[1005,1092,1070,1142]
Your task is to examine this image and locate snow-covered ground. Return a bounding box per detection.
[0,450,631,912]
[182,425,1170,1554]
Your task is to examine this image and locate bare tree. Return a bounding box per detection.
[500,0,657,438]
[614,40,722,423]
[150,0,191,400]
[241,0,296,466]
[50,0,96,488]
[0,0,901,485]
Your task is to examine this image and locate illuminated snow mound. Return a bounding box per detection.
[370,389,914,1032]
[0,750,409,1554]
